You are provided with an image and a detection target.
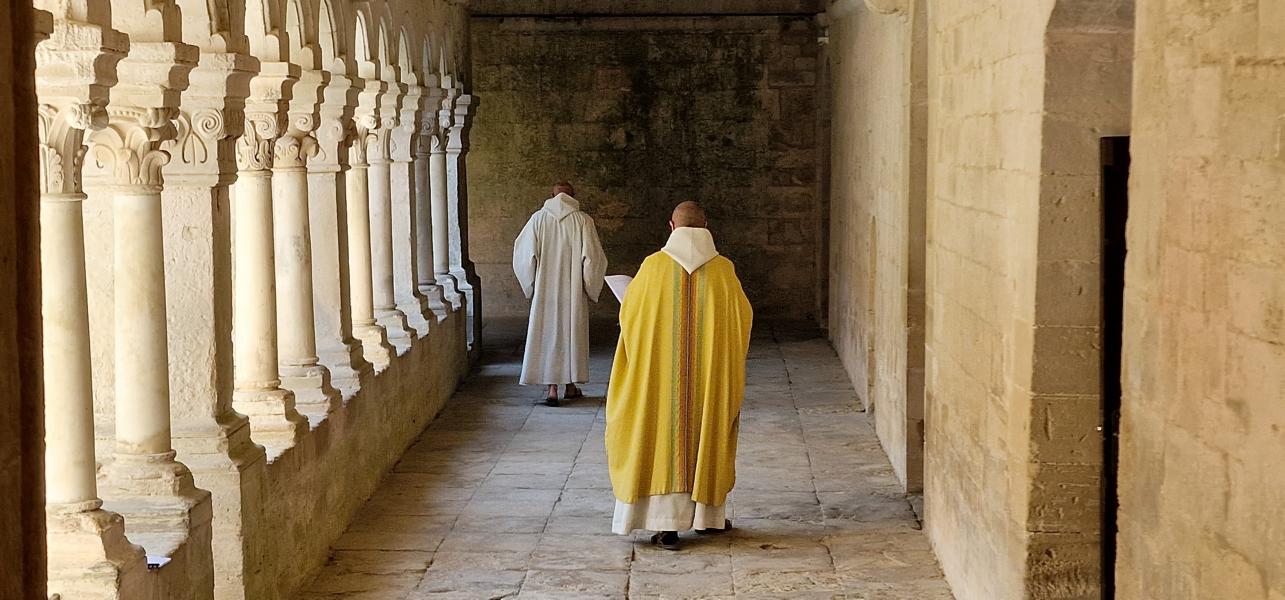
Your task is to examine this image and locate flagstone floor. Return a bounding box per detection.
[296,320,954,599]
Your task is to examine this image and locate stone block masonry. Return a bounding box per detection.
[468,15,824,322]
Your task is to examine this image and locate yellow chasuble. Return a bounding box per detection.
[606,239,752,508]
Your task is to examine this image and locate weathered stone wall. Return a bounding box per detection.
[1028,3,1134,595]
[467,15,823,321]
[265,315,468,598]
[826,0,927,494]
[913,1,1133,597]
[0,2,45,597]
[922,2,1053,598]
[1119,2,1285,599]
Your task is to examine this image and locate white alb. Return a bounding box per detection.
[512,193,608,385]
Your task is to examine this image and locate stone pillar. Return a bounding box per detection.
[368,110,415,354]
[345,108,394,370]
[83,39,213,573]
[273,71,341,422]
[34,21,146,595]
[430,105,461,310]
[444,90,482,356]
[414,84,450,318]
[310,73,373,395]
[231,66,309,455]
[159,48,270,600]
[389,83,435,336]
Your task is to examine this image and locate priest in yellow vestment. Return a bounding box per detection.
[606,202,753,548]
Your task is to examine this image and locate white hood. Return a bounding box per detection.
[662,227,719,273]
[541,193,580,220]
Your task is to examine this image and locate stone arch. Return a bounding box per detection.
[111,0,183,41]
[352,6,378,79]
[373,14,395,83]
[33,0,112,28]
[421,31,437,78]
[396,26,418,85]
[176,0,240,51]
[316,0,345,73]
[245,0,287,61]
[284,0,319,69]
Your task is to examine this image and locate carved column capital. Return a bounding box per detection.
[85,106,180,191]
[346,118,375,168]
[38,101,108,196]
[163,51,256,182]
[312,74,362,170]
[236,111,286,171]
[367,116,398,164]
[273,129,319,169]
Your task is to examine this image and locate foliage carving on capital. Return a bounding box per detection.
[367,117,398,162]
[274,132,319,168]
[170,107,238,166]
[416,109,440,156]
[85,106,178,190]
[390,114,419,162]
[273,112,320,167]
[236,112,285,171]
[312,118,348,166]
[37,101,107,195]
[346,121,375,167]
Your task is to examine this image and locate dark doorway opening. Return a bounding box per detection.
[1100,136,1129,598]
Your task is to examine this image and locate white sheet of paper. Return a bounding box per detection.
[605,275,633,302]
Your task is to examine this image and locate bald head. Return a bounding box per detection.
[553,181,575,197]
[670,201,707,229]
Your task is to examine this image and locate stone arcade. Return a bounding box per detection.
[1,0,1282,599]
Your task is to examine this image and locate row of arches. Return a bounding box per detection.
[32,0,480,598]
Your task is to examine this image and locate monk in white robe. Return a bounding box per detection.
[513,182,608,405]
[606,202,752,550]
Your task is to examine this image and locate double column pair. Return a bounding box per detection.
[231,64,341,455]
[36,16,208,594]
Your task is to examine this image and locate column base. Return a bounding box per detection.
[231,386,307,459]
[171,414,268,600]
[397,294,434,338]
[376,307,414,355]
[47,505,149,600]
[101,451,213,553]
[318,338,373,398]
[99,464,214,596]
[353,321,394,371]
[419,283,451,322]
[437,274,463,310]
[452,267,482,359]
[280,362,342,424]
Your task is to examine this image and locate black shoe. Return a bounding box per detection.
[650,531,681,550]
[544,396,560,407]
[696,519,733,535]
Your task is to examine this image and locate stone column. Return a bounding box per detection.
[231,65,309,455]
[389,83,434,336]
[445,91,482,356]
[160,49,270,600]
[345,108,394,370]
[309,73,372,395]
[83,39,212,556]
[273,71,341,422]
[34,20,146,593]
[368,110,415,354]
[414,84,449,318]
[430,105,461,310]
